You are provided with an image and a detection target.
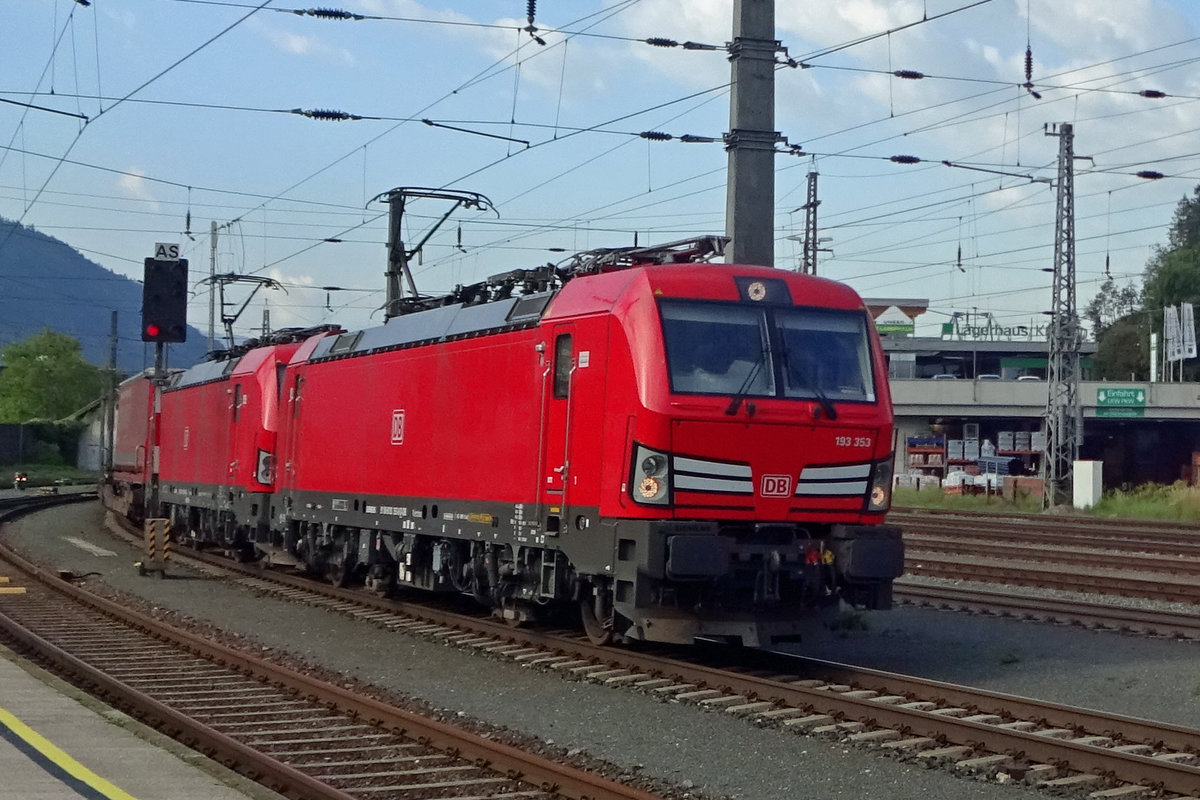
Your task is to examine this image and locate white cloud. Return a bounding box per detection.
[252,20,356,66]
[117,171,160,212]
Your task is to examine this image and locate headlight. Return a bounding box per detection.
[256,449,274,485]
[866,455,893,512]
[631,444,670,505]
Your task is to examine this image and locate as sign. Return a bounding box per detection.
[154,242,180,260]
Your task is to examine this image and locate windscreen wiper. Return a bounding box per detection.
[725,350,766,416]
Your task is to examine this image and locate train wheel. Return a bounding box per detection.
[327,559,351,588]
[580,591,613,646]
[326,543,351,587]
[366,567,395,598]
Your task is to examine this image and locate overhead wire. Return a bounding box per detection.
[0,0,278,255]
[7,2,1200,330]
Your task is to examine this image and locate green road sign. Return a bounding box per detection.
[1096,387,1145,418]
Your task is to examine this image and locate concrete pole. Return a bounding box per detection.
[209,220,217,352]
[725,0,779,267]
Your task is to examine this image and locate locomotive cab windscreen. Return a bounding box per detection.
[660,300,876,404]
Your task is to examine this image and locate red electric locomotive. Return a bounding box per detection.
[155,330,337,559]
[113,237,903,647]
[105,371,157,522]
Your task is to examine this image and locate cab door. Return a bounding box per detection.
[538,326,575,533]
[227,381,244,485]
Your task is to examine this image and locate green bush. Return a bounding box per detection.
[1092,481,1200,521]
[20,420,85,465]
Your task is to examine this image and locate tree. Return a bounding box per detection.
[1142,244,1200,317]
[0,329,104,422]
[1164,185,1200,250]
[1086,185,1200,380]
[1143,187,1200,312]
[1091,314,1150,380]
[1083,274,1140,338]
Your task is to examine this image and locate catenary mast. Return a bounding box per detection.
[725,0,780,268]
[1043,122,1083,506]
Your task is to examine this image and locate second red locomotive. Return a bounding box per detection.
[108,237,903,647]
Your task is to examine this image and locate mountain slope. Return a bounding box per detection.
[0,219,209,374]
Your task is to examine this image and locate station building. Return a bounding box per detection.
[870,299,1200,490]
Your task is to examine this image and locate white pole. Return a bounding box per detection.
[1150,332,1158,383]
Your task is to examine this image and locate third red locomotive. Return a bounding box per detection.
[108,237,903,647]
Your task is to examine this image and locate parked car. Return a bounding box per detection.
[931,373,958,380]
[976,374,1001,380]
[1016,375,1042,381]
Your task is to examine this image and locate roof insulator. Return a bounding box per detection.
[300,7,364,20]
[645,37,678,48]
[890,155,921,164]
[294,108,360,121]
[893,69,924,80]
[639,131,673,141]
[1136,170,1165,180]
[1138,89,1167,99]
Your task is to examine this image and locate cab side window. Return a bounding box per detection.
[553,334,573,399]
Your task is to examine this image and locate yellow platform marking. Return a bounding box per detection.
[0,576,10,583]
[0,586,26,595]
[0,707,140,800]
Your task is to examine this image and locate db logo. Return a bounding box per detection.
[760,474,792,497]
[390,409,405,445]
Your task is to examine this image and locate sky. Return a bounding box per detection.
[5,0,1200,349]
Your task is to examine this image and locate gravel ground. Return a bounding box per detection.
[3,499,1199,800]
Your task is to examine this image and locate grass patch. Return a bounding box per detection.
[895,480,1200,521]
[1090,481,1200,522]
[893,486,1042,514]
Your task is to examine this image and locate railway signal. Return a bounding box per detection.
[141,257,188,343]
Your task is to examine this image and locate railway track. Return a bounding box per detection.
[0,498,669,800]
[891,508,1200,605]
[908,533,1200,575]
[891,508,1200,556]
[904,550,1200,602]
[893,579,1200,639]
[50,507,1199,798]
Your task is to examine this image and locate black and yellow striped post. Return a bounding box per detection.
[139,518,169,578]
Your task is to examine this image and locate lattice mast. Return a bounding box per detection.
[801,167,819,274]
[1043,122,1083,506]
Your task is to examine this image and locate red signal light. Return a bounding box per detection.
[141,258,188,343]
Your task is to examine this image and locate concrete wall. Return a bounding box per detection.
[892,379,1200,420]
[0,424,26,464]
